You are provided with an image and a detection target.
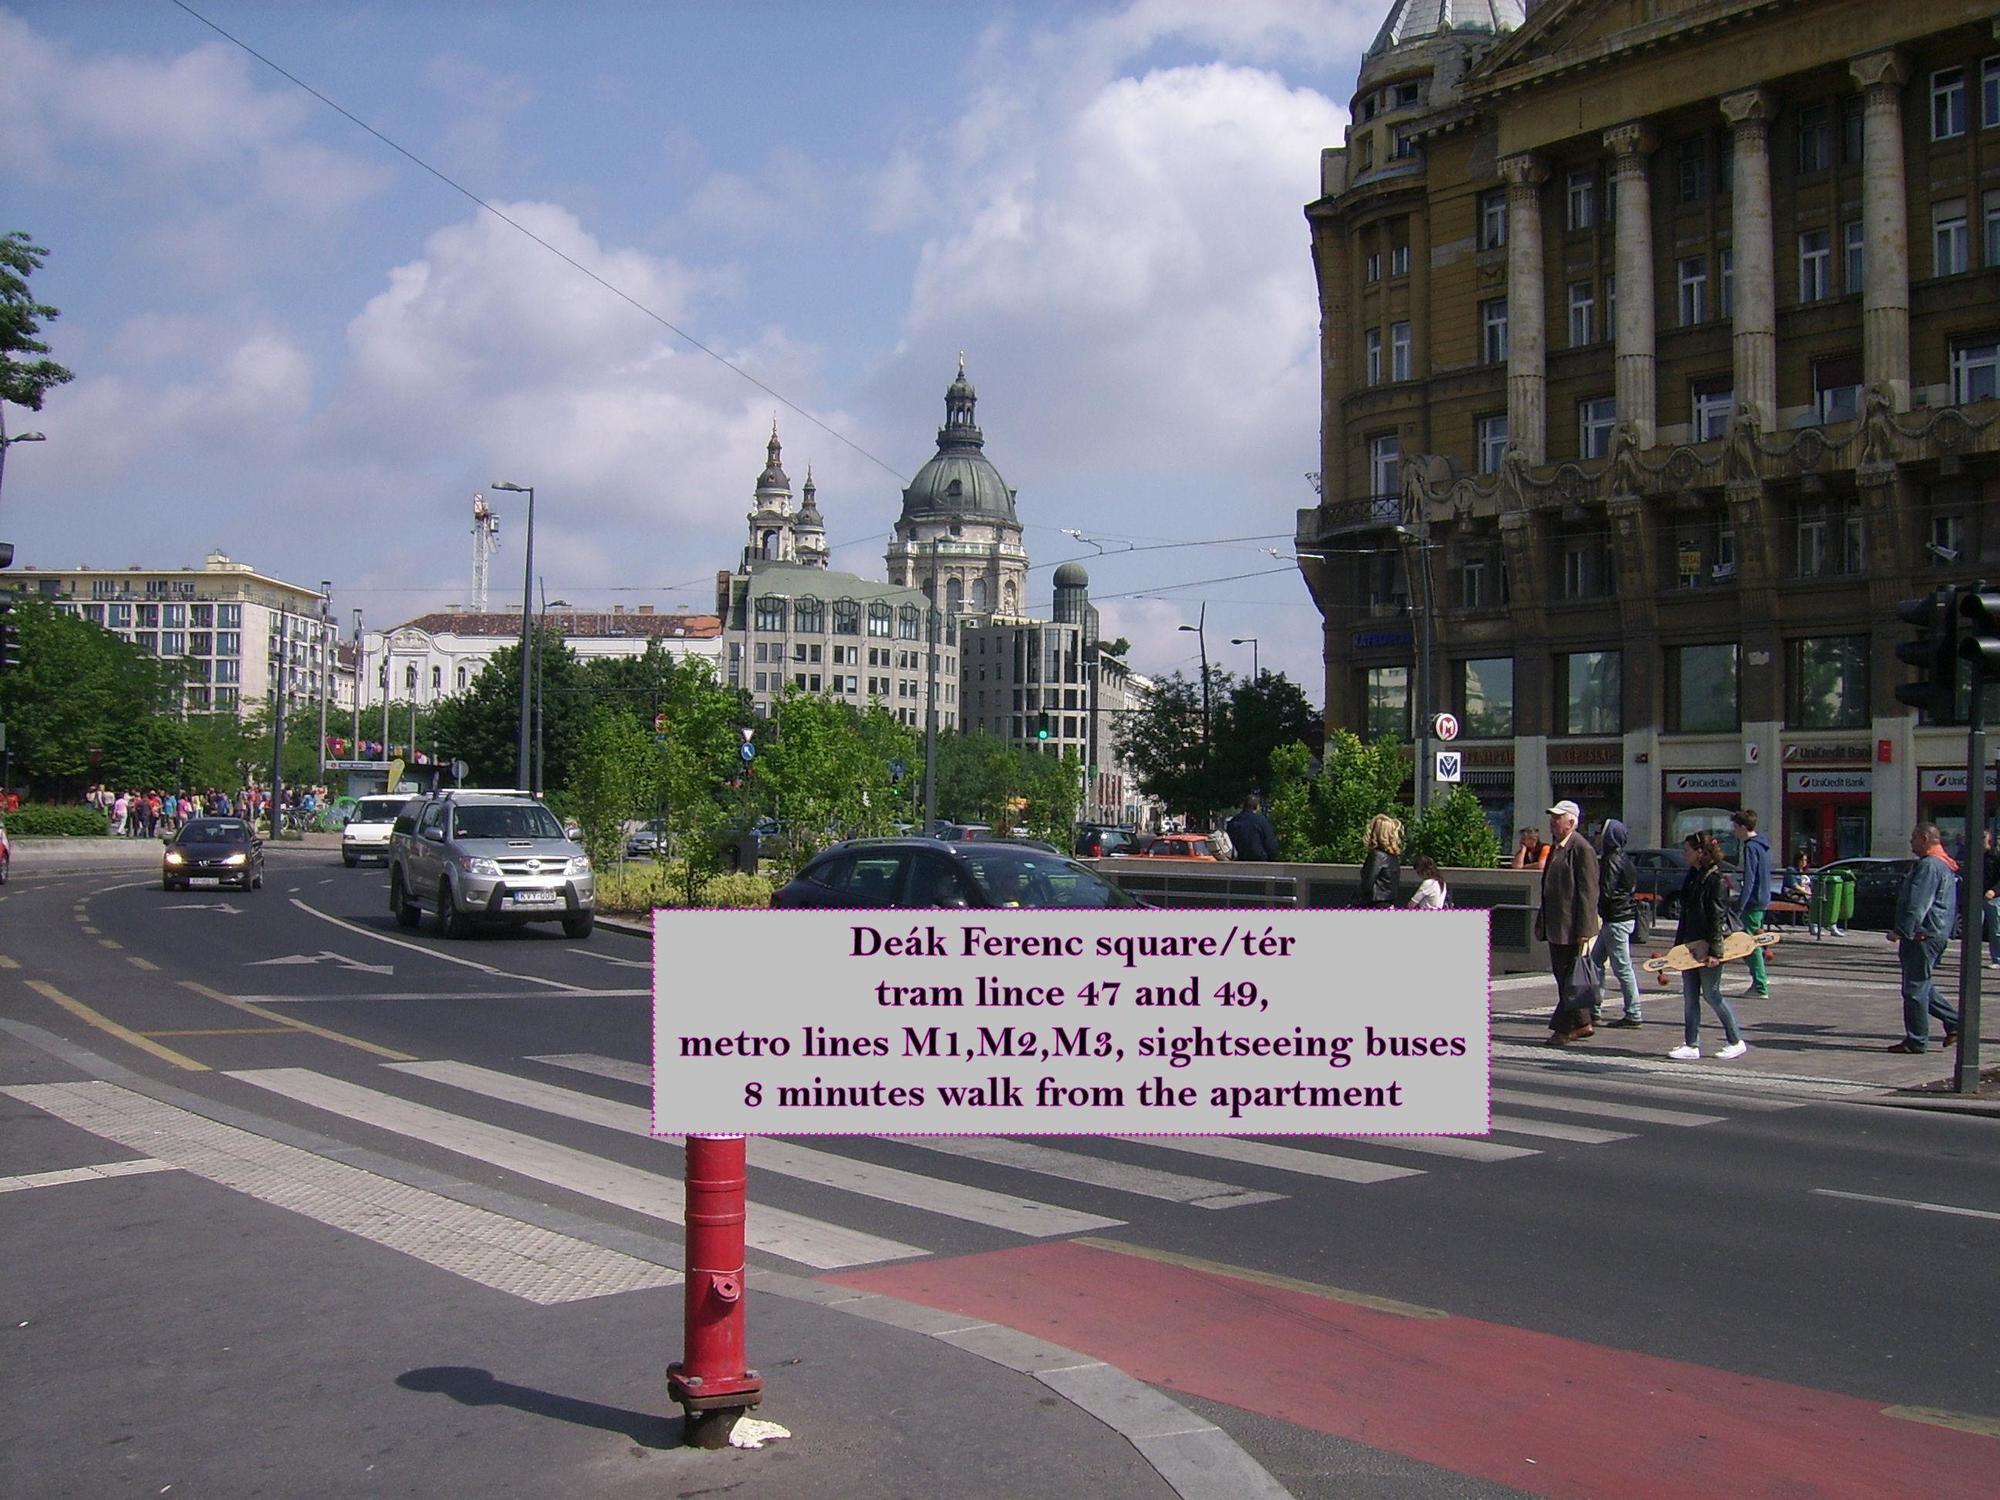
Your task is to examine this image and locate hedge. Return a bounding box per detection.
[5,805,114,837]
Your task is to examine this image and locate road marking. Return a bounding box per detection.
[2,1081,677,1304]
[97,939,123,950]
[1489,1041,1877,1095]
[1882,1406,2000,1438]
[1485,1115,1634,1144]
[533,1052,650,1085]
[1071,1237,1450,1319]
[163,901,243,914]
[1492,1063,1809,1112]
[1489,1087,1723,1127]
[144,1026,298,1037]
[1811,1188,2000,1223]
[286,897,588,991]
[1344,1132,1539,1162]
[81,925,101,935]
[238,988,650,1004]
[1,1158,180,1193]
[247,950,395,976]
[23,978,207,1071]
[228,1067,923,1268]
[390,1059,1123,1238]
[126,956,160,972]
[0,955,17,969]
[177,980,416,1062]
[1114,1134,1429,1184]
[566,948,651,969]
[885,1135,1284,1210]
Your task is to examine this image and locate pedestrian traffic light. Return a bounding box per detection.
[1959,587,2000,678]
[1895,586,1961,722]
[1036,712,1051,741]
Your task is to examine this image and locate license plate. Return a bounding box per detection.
[190,877,221,886]
[509,890,558,904]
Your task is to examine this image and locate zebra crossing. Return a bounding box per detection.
[8,1051,1805,1302]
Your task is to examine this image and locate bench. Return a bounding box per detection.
[1765,899,1808,927]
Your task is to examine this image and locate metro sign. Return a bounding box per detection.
[1433,712,1460,742]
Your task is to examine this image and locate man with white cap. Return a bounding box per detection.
[1535,799,1602,1044]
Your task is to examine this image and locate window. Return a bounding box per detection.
[217,605,241,629]
[1390,240,1410,276]
[1481,298,1509,364]
[1789,636,1868,730]
[1459,555,1490,607]
[1357,134,1374,172]
[1692,380,1734,441]
[1364,665,1408,741]
[190,632,212,656]
[1952,339,1999,404]
[1677,138,1709,202]
[214,659,239,685]
[1579,396,1616,458]
[108,603,132,629]
[404,664,417,692]
[1459,658,1514,738]
[161,631,185,656]
[191,604,213,628]
[1368,433,1400,498]
[1813,354,1863,424]
[216,633,238,656]
[1365,328,1382,386]
[1390,127,1415,161]
[1560,651,1621,735]
[832,599,860,635]
[1677,257,1707,326]
[138,605,159,628]
[1672,644,1739,733]
[1365,250,1381,283]
[1933,514,1964,565]
[1476,414,1509,474]
[457,665,468,690]
[1844,220,1864,292]
[430,666,442,694]
[1479,190,1507,249]
[1562,545,1590,600]
[1798,229,1831,301]
[1390,321,1411,381]
[1986,57,2000,128]
[1566,169,1598,230]
[1986,191,2000,267]
[1841,95,1865,163]
[1393,81,1420,108]
[1560,282,1592,346]
[793,595,824,633]
[755,596,786,632]
[899,604,922,640]
[1718,249,1733,319]
[1605,273,1616,333]
[1796,105,1832,172]
[163,604,185,629]
[1933,67,1967,140]
[1934,199,1969,277]
[1797,507,1830,577]
[868,602,893,637]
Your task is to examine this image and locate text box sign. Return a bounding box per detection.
[653,910,1490,1137]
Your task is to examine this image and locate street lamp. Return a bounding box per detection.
[0,430,44,501]
[351,608,364,763]
[1392,517,1440,814]
[535,587,571,798]
[490,480,536,790]
[318,580,332,781]
[1230,636,1260,680]
[1177,604,1211,751]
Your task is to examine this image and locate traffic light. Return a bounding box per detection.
[1895,587,1961,722]
[1035,712,1051,742]
[1959,588,2000,675]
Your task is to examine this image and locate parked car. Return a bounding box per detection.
[340,795,413,867]
[1809,856,1960,934]
[388,789,595,938]
[1626,847,1741,918]
[990,835,1063,854]
[1075,824,1140,858]
[929,821,993,842]
[771,838,1144,909]
[625,819,668,859]
[163,818,264,892]
[1141,833,1221,861]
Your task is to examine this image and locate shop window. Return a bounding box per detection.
[1789,636,1868,729]
[1670,643,1739,733]
[1364,665,1409,742]
[1560,651,1621,735]
[1458,657,1514,738]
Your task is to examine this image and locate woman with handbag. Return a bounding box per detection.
[1668,831,1748,1061]
[1357,814,1402,908]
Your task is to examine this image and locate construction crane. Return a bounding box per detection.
[470,493,500,612]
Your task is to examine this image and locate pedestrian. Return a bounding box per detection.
[1593,817,1642,1027]
[1511,827,1548,869]
[1357,813,1402,907]
[1982,829,2000,970]
[1730,809,1772,999]
[111,790,128,836]
[1537,799,1602,1044]
[1885,823,1961,1054]
[1225,792,1278,863]
[1667,831,1749,1060]
[1407,854,1447,909]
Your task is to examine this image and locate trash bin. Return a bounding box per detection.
[1812,869,1854,933]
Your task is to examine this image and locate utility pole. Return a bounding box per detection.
[923,537,940,834]
[317,580,332,781]
[351,608,363,762]
[269,608,287,837]
[535,576,547,797]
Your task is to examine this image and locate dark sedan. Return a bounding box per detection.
[163,818,264,892]
[771,838,1143,909]
[1627,847,1742,919]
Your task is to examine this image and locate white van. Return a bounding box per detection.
[341,795,415,867]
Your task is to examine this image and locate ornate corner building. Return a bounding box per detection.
[1300,0,2000,860]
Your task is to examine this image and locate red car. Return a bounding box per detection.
[1143,834,1220,861]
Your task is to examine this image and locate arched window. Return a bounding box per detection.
[754,596,787,632]
[457,665,468,690]
[832,599,860,635]
[946,578,964,614]
[972,577,989,611]
[404,664,417,691]
[794,596,824,634]
[761,530,781,559]
[899,605,922,640]
[868,603,893,637]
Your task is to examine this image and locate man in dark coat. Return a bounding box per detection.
[1224,793,1278,863]
[1536,799,1602,1044]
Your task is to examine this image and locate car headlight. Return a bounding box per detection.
[223,852,248,866]
[459,855,503,877]
[567,856,592,875]
[165,851,186,865]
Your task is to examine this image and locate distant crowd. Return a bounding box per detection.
[85,784,335,837]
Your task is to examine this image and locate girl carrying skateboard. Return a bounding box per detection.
[1667,831,1748,1061]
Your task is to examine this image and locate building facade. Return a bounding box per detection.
[1301,0,2000,858]
[22,551,344,717]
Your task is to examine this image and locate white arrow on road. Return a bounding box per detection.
[566,948,652,970]
[247,949,395,977]
[165,902,244,915]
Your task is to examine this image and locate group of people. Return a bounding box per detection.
[86,784,333,837]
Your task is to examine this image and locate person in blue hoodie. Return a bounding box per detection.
[1730,809,1772,999]
[1592,818,1642,1026]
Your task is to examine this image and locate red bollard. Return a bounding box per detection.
[668,1133,763,1447]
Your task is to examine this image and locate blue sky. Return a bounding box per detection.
[2,1,1387,696]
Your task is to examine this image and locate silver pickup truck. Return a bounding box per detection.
[387,789,595,938]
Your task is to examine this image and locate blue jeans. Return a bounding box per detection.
[1898,934,1961,1049]
[1682,965,1741,1048]
[1592,917,1640,1019]
[1984,898,1999,964]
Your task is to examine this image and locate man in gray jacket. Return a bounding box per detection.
[1886,823,1961,1054]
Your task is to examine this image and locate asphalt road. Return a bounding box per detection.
[4,848,1997,1498]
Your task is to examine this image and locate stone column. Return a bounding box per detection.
[1848,50,1912,410]
[1603,122,1658,447]
[1719,88,1777,430]
[1500,152,1550,462]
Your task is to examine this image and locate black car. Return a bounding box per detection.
[1075,824,1140,858]
[1811,857,1950,933]
[1626,847,1743,918]
[771,838,1144,909]
[163,818,264,892]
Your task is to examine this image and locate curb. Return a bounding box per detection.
[1843,1092,2000,1119]
[596,914,652,939]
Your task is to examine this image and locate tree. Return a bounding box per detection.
[567,710,657,870]
[1212,671,1319,803]
[1266,731,1410,863]
[932,730,1082,842]
[753,694,913,865]
[1120,666,1319,826]
[426,629,588,787]
[1,232,74,494]
[1408,785,1502,870]
[0,599,183,795]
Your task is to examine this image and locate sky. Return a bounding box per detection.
[1,0,1389,700]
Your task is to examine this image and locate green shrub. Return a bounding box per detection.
[596,862,686,913]
[697,871,773,909]
[5,804,114,837]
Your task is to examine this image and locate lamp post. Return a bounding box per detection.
[1393,513,1439,814]
[317,580,332,781]
[1230,636,1261,680]
[0,430,45,501]
[490,480,536,790]
[923,538,940,834]
[351,609,364,763]
[534,586,571,798]
[1177,604,1211,750]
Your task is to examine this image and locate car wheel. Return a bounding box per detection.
[438,880,471,939]
[391,869,420,928]
[342,852,359,868]
[0,855,8,884]
[162,875,178,892]
[250,871,263,890]
[562,911,594,940]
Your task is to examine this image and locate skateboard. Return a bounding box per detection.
[1643,929,1781,983]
